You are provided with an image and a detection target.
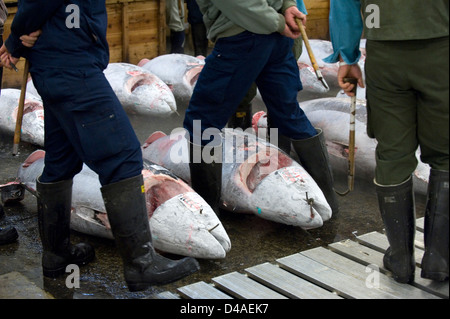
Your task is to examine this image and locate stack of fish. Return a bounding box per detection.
[142,129,332,229]
[0,48,432,260]
[10,150,231,259]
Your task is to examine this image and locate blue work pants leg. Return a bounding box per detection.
[184,31,316,145]
[31,67,143,185]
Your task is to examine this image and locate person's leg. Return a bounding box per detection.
[167,0,185,53]
[227,83,257,130]
[0,36,19,245]
[184,32,274,145]
[413,37,449,281]
[31,68,94,278]
[256,34,338,214]
[186,0,208,56]
[365,40,421,283]
[183,32,274,212]
[34,68,199,289]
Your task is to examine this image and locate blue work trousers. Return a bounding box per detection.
[184,31,316,145]
[31,67,143,186]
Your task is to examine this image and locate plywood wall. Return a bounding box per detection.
[1,0,166,88]
[2,0,330,88]
[304,0,330,39]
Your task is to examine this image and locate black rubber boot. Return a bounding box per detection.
[228,102,253,131]
[0,204,18,245]
[0,225,18,245]
[188,140,222,214]
[375,176,416,284]
[170,30,185,54]
[291,129,339,215]
[36,178,95,278]
[191,23,208,56]
[266,114,292,155]
[421,169,449,282]
[101,174,200,292]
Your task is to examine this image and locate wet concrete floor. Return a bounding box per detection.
[0,77,427,299]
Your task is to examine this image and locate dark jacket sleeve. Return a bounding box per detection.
[5,0,65,58]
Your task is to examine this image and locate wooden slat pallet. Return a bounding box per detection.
[162,219,448,300]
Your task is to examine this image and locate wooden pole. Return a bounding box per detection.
[12,59,29,156]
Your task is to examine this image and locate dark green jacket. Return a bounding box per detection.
[326,0,449,64]
[362,0,449,41]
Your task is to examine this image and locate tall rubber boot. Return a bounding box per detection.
[0,225,18,245]
[188,140,222,214]
[170,30,185,54]
[101,174,200,292]
[228,83,257,131]
[36,178,95,278]
[266,113,292,155]
[191,23,208,57]
[0,205,18,245]
[421,169,449,281]
[291,129,339,215]
[228,102,252,131]
[375,176,416,284]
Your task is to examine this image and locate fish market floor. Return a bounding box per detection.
[164,217,448,300]
[1,78,444,299]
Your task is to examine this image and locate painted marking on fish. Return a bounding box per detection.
[278,167,306,185]
[127,70,144,76]
[186,224,194,252]
[178,193,203,212]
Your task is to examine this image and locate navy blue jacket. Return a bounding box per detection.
[6,0,109,70]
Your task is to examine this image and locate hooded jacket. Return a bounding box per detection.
[196,0,297,42]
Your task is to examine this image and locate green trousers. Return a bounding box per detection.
[366,37,449,185]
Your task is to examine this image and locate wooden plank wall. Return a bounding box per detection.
[2,0,329,88]
[304,0,330,40]
[106,0,166,64]
[1,0,166,88]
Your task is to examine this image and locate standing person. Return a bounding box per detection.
[185,0,208,57]
[184,0,339,216]
[167,0,186,53]
[0,0,19,246]
[325,0,449,283]
[1,0,199,292]
[0,1,40,246]
[228,0,308,150]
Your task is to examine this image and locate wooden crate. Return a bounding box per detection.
[1,0,166,88]
[304,0,330,40]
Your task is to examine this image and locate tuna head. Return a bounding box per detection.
[222,131,331,229]
[16,150,230,259]
[104,63,177,117]
[142,129,331,230]
[143,162,231,259]
[139,54,205,101]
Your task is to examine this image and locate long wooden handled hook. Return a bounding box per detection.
[335,78,358,196]
[295,18,329,91]
[12,59,30,156]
